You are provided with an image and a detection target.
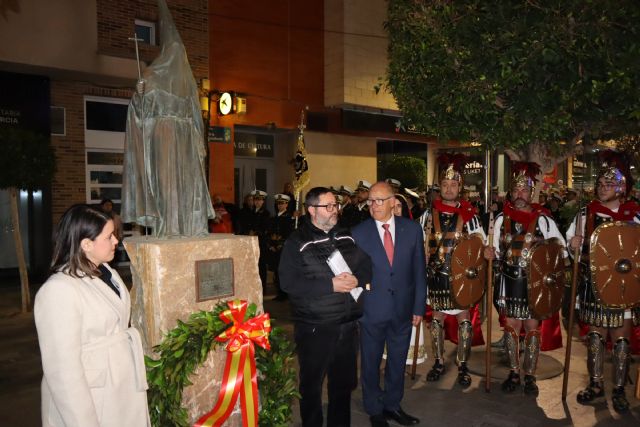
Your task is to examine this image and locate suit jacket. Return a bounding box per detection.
[35,265,150,427]
[352,216,427,324]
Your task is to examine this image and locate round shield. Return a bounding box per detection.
[590,221,640,309]
[526,238,565,319]
[450,233,487,309]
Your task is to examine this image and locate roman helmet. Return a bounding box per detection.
[596,150,633,196]
[510,161,541,192]
[437,153,467,184]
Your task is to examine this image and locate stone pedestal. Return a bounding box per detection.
[124,234,263,425]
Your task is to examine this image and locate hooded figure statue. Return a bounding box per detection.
[121,0,213,237]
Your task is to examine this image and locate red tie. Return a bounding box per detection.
[382,223,394,265]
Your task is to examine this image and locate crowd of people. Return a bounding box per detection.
[278,149,640,427]
[32,149,639,427]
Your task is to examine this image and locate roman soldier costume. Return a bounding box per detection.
[490,161,567,395]
[566,150,640,413]
[419,154,486,387]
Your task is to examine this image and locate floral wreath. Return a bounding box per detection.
[145,300,299,427]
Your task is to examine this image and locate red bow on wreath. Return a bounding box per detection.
[195,300,271,427]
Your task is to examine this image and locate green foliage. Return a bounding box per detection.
[382,155,427,189]
[255,328,300,427]
[0,127,56,190]
[385,1,640,150]
[145,302,298,427]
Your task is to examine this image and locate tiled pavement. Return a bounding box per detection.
[1,273,638,427]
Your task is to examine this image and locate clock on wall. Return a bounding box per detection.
[218,92,233,115]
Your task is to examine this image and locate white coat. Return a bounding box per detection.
[34,264,150,427]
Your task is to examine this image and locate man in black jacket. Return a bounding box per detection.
[279,186,372,427]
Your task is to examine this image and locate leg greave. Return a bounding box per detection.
[522,329,541,376]
[456,320,473,364]
[586,331,605,383]
[612,337,630,388]
[430,319,445,361]
[503,325,520,371]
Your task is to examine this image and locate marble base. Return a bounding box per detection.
[124,234,263,425]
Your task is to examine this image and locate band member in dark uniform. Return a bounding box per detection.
[248,190,271,290]
[236,193,254,235]
[566,150,640,413]
[484,161,567,396]
[338,185,354,228]
[342,180,371,229]
[419,154,486,387]
[267,193,294,301]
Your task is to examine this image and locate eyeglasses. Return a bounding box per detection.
[276,201,288,204]
[366,196,394,206]
[311,203,339,212]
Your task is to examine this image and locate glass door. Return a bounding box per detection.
[234,158,275,209]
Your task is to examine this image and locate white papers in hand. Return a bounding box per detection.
[327,250,362,302]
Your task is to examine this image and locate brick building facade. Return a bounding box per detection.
[0,0,209,275]
[2,0,440,275]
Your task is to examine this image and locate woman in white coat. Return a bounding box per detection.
[35,204,150,427]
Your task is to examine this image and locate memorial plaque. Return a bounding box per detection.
[195,258,235,302]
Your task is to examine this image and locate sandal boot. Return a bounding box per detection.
[576,381,604,405]
[457,363,471,387]
[523,374,539,396]
[501,370,520,393]
[611,387,629,413]
[426,361,445,382]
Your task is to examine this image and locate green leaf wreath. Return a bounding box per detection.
[145,301,299,427]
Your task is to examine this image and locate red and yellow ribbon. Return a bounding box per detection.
[194,300,271,427]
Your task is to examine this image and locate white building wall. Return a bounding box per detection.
[304,131,377,192]
[325,0,397,110]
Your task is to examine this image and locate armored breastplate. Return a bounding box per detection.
[427,210,464,272]
[501,216,543,269]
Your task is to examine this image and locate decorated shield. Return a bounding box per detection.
[526,238,565,319]
[450,233,487,309]
[590,221,640,309]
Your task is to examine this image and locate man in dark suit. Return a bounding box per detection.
[352,181,427,427]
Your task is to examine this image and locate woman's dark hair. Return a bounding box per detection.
[394,194,411,218]
[51,204,112,277]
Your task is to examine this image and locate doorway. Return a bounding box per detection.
[234,157,275,209]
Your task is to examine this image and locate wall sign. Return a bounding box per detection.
[234,132,274,158]
[208,126,231,143]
